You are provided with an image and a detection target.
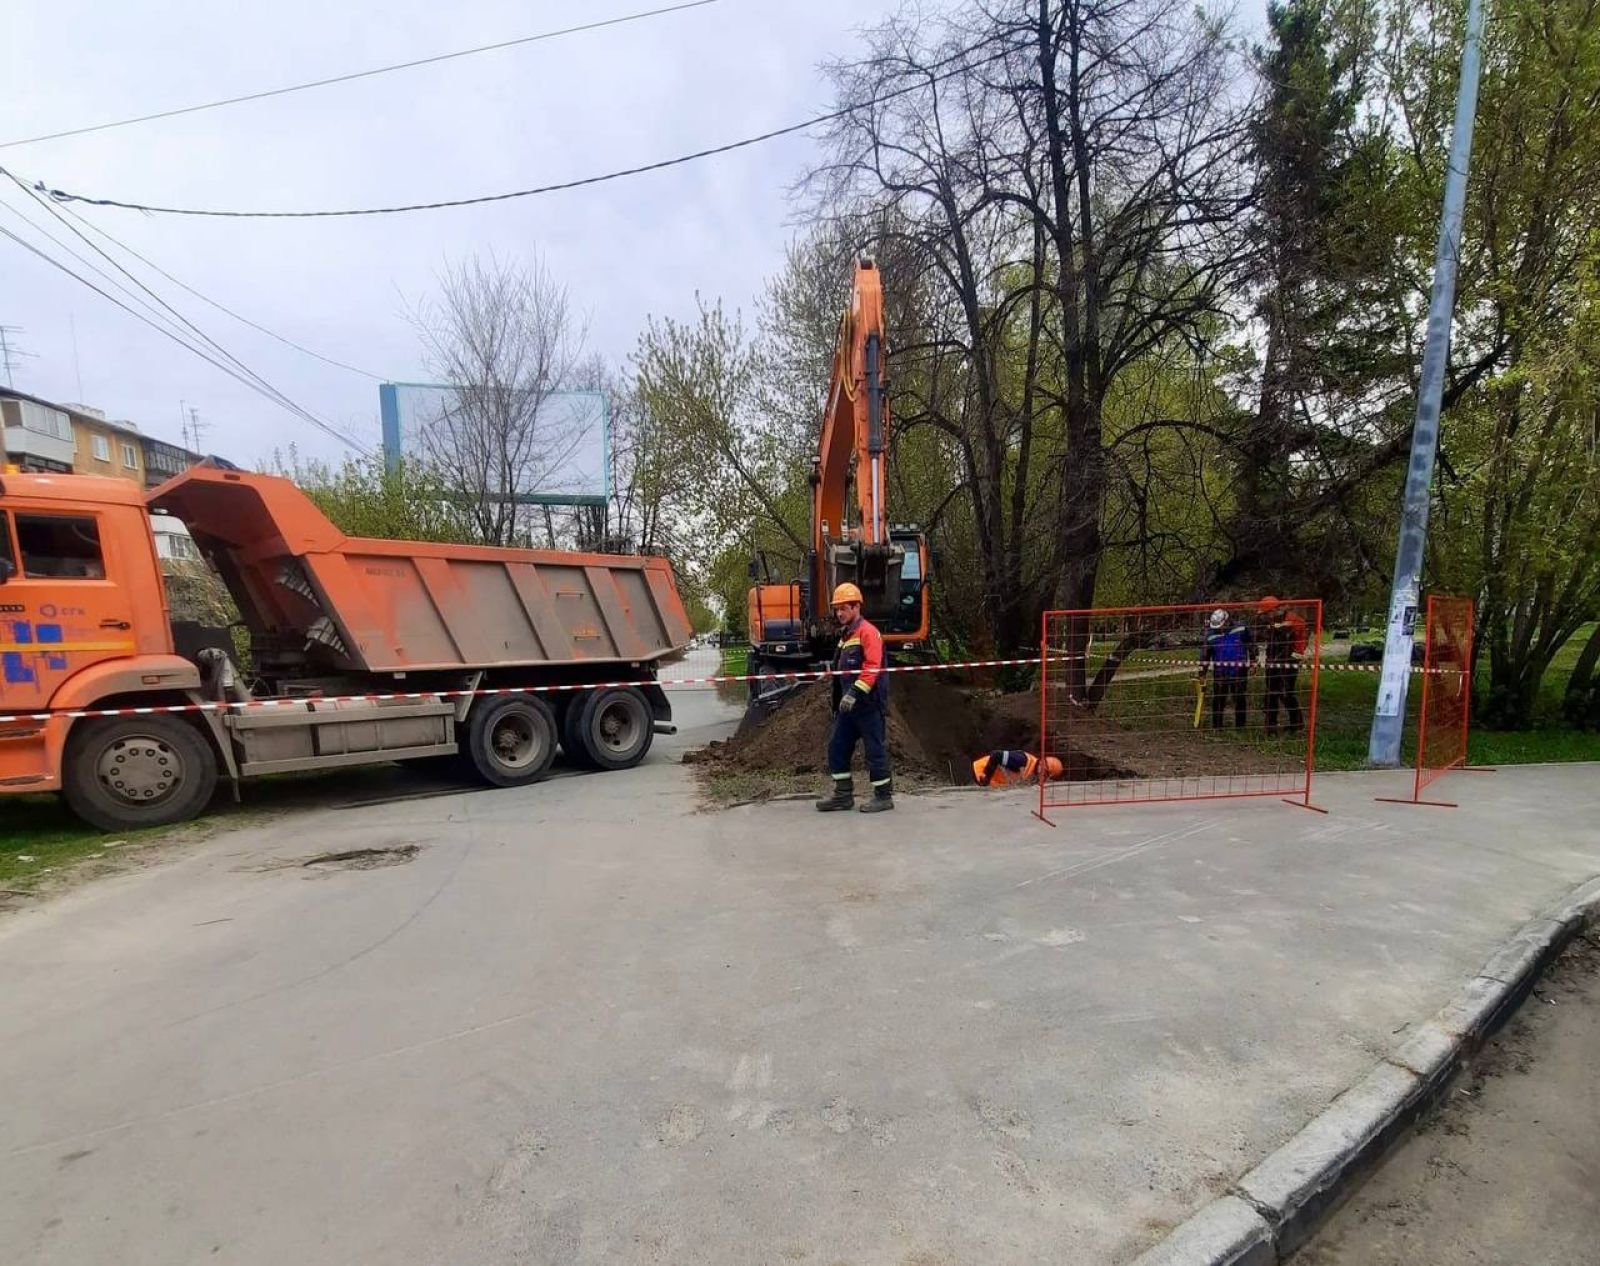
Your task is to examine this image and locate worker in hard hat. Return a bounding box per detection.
[1198,607,1254,729]
[973,750,1064,786]
[816,582,894,813]
[1255,596,1308,735]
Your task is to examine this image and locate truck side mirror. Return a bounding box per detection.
[0,557,13,584]
[747,558,760,581]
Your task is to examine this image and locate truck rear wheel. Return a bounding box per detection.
[62,716,219,832]
[465,696,557,787]
[571,686,654,771]
[559,691,595,767]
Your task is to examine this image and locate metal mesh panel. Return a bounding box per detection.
[1038,600,1323,821]
[1415,594,1474,796]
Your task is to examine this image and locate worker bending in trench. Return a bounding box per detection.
[973,750,1064,786]
[816,582,894,813]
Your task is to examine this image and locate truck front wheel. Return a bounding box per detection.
[466,696,558,787]
[63,716,219,832]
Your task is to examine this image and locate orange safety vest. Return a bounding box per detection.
[973,753,1064,786]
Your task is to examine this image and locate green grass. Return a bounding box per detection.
[0,795,205,892]
[718,645,750,678]
[1308,640,1600,771]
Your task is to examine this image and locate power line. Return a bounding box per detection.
[0,0,720,150]
[19,40,1021,220]
[1,181,368,451]
[42,185,384,379]
[0,214,369,453]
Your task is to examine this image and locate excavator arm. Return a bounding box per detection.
[812,260,890,555]
[745,259,930,705]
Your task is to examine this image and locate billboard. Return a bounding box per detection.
[379,382,609,506]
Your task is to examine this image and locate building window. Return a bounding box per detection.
[121,441,138,468]
[91,434,111,462]
[15,514,106,579]
[18,400,72,442]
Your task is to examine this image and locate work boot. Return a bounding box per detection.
[816,778,854,812]
[858,780,895,813]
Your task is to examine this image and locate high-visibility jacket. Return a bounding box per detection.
[835,615,887,707]
[974,751,1064,786]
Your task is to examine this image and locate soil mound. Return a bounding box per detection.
[688,676,1120,786]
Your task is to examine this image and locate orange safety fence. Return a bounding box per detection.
[1037,600,1325,822]
[1377,593,1484,807]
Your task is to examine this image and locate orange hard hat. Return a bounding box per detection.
[831,582,864,606]
[1258,595,1281,613]
[1042,756,1064,779]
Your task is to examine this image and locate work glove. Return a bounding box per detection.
[838,691,859,714]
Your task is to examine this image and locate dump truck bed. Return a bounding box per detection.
[150,466,692,675]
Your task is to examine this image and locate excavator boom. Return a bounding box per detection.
[746,259,931,705]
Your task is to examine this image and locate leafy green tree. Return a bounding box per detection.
[267,448,482,544]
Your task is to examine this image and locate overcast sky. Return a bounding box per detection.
[3,0,1265,468]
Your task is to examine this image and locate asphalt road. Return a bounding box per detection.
[1,666,1597,1265]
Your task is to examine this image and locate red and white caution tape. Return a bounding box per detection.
[0,652,1458,726]
[0,653,1043,725]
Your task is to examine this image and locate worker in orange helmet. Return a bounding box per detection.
[1256,596,1309,735]
[816,582,894,813]
[973,750,1064,786]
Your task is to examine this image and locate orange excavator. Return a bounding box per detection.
[746,259,931,702]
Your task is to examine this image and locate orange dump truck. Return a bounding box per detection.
[0,464,693,830]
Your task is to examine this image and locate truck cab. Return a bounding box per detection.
[0,472,204,800]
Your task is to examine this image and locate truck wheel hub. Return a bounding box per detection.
[596,701,642,753]
[98,737,182,803]
[491,714,539,769]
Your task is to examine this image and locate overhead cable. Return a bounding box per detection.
[39,186,384,379]
[0,1,720,150]
[5,182,370,450]
[0,213,369,453]
[19,41,1022,219]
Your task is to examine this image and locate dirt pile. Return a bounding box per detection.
[688,676,1120,786]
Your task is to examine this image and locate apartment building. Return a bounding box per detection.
[68,403,146,483]
[1,387,203,488]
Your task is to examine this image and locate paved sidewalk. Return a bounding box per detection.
[1,743,1596,1264]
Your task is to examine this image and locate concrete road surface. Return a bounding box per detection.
[2,664,1596,1264]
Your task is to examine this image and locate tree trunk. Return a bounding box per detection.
[1562,620,1600,729]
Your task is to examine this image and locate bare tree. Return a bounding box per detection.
[410,252,591,546]
[811,0,1253,667]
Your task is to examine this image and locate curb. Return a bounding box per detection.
[1131,873,1600,1266]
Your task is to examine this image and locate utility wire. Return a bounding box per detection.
[21,40,1021,219]
[4,181,369,450]
[40,183,384,379]
[0,0,720,150]
[0,212,369,453]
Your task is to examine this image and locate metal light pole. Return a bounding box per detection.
[1369,0,1487,765]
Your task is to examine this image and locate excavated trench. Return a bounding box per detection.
[687,676,1134,787]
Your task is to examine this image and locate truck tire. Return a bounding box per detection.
[62,715,219,832]
[465,695,558,787]
[571,685,655,771]
[559,690,596,768]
